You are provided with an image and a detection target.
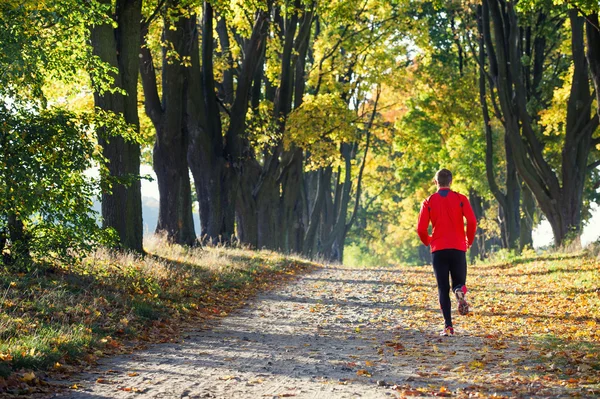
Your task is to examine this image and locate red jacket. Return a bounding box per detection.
[417,188,477,253]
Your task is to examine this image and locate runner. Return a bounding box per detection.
[417,169,477,336]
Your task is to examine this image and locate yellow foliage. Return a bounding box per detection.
[285,94,356,169]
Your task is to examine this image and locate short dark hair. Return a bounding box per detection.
[435,169,452,186]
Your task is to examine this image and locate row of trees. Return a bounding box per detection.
[1,0,402,264]
[346,0,600,264]
[1,0,599,267]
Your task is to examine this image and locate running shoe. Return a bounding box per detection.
[455,286,469,315]
[440,326,454,336]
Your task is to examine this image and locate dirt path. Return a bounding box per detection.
[53,265,590,398]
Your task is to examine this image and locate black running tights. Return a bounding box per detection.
[432,249,467,328]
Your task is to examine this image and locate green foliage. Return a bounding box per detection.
[0,104,114,266]
[0,0,110,101]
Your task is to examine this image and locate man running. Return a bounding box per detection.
[417,169,477,336]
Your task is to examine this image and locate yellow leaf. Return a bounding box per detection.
[469,360,484,369]
[356,369,372,377]
[365,361,374,367]
[22,372,36,382]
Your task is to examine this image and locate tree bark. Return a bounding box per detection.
[520,183,535,250]
[482,1,598,246]
[585,13,600,117]
[185,4,234,245]
[477,4,520,251]
[303,167,331,257]
[91,0,143,252]
[185,3,270,246]
[140,7,196,246]
[468,190,486,261]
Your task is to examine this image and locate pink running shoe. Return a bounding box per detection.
[455,286,469,315]
[440,326,454,336]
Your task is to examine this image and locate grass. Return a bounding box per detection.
[0,235,317,388]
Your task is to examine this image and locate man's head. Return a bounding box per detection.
[434,169,452,188]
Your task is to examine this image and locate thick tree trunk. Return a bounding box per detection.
[91,0,143,252]
[483,1,598,246]
[504,136,521,250]
[280,148,305,252]
[236,162,261,247]
[186,1,270,245]
[477,4,520,251]
[140,8,196,246]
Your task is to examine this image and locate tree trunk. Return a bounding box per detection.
[520,183,535,250]
[91,0,143,252]
[586,13,600,117]
[236,162,261,247]
[483,1,598,246]
[504,135,521,250]
[477,4,520,251]
[320,144,353,262]
[7,213,30,266]
[280,148,305,252]
[186,2,268,245]
[140,7,196,246]
[469,190,486,261]
[303,167,331,257]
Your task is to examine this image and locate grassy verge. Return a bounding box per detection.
[0,236,318,394]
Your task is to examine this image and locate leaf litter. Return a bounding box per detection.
[39,253,600,398]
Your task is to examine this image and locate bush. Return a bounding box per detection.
[0,103,113,268]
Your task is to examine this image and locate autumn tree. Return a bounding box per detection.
[480,0,599,246]
[90,0,144,252]
[140,1,197,245]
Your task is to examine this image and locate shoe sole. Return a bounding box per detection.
[455,290,469,315]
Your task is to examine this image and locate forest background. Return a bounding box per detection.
[2,0,600,269]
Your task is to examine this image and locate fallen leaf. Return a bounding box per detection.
[356,369,372,377]
[22,372,36,383]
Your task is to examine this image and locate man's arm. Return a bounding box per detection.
[462,196,477,247]
[417,200,431,246]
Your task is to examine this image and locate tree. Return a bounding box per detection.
[140,1,197,245]
[0,0,114,267]
[90,0,144,252]
[475,4,521,251]
[481,0,599,246]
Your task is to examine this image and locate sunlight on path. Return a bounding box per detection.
[56,259,599,398]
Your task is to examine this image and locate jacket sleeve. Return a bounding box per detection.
[462,196,477,247]
[417,200,431,246]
